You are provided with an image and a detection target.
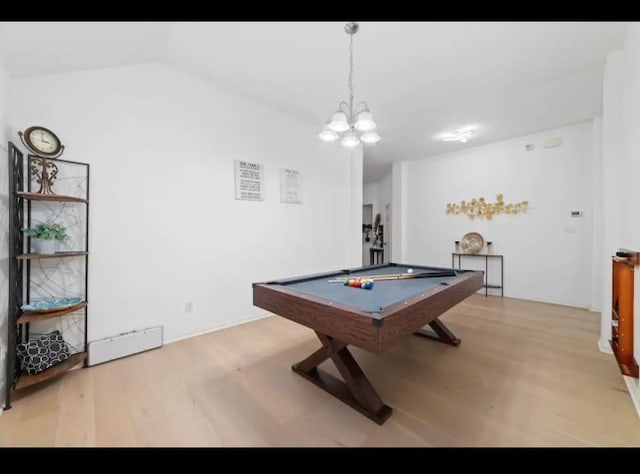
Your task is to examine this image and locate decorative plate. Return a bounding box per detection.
[460,232,484,254]
[21,297,82,313]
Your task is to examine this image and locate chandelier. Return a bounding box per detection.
[319,22,380,148]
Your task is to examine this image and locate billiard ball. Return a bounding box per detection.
[407,268,414,273]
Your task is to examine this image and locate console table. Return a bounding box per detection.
[452,253,504,297]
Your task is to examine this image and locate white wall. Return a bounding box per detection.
[363,182,379,221]
[591,116,603,313]
[599,23,640,416]
[8,62,361,346]
[600,51,624,350]
[400,121,594,308]
[627,26,640,371]
[349,148,364,267]
[391,162,407,264]
[0,57,9,408]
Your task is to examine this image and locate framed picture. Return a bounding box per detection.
[235,160,263,201]
[280,168,302,204]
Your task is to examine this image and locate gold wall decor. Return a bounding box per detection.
[446,194,529,220]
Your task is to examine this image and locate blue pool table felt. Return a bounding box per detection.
[281,265,462,317]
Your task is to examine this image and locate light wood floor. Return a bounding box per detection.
[1,295,639,447]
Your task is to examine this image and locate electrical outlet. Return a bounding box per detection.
[185,302,193,312]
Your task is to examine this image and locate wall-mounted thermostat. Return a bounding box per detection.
[570,210,583,217]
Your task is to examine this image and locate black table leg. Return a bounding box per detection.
[485,255,488,297]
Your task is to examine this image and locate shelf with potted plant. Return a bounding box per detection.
[5,145,90,410]
[19,221,89,260]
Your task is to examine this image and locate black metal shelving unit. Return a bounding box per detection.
[5,143,90,409]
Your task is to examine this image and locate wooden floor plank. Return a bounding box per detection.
[2,295,639,446]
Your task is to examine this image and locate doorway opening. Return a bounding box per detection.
[362,204,373,266]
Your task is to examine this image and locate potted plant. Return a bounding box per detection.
[24,222,69,254]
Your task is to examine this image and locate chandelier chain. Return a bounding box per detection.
[348,30,354,124]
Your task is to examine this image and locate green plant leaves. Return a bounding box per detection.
[23,222,69,241]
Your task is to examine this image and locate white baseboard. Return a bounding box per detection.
[164,312,273,345]
[623,376,640,420]
[598,338,613,354]
[500,294,590,310]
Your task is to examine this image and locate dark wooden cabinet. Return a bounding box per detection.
[611,254,638,378]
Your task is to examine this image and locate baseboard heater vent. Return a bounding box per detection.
[88,326,163,366]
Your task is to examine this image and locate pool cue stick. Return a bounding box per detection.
[328,270,456,283]
[327,272,407,283]
[367,271,456,281]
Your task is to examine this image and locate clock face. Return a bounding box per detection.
[22,126,62,157]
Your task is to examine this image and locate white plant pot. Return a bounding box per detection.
[32,239,58,255]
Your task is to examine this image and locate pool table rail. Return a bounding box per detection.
[253,265,484,355]
[378,270,483,351]
[253,282,380,353]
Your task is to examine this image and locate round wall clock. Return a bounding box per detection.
[19,126,65,158]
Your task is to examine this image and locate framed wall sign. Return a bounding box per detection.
[235,160,263,201]
[280,168,302,204]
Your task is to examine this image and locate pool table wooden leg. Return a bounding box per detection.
[414,318,461,346]
[291,330,392,425]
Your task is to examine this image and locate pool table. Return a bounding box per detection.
[252,263,483,424]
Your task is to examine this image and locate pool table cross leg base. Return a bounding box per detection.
[413,318,461,346]
[291,331,392,425]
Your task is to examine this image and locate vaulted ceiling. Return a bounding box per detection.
[0,21,628,182]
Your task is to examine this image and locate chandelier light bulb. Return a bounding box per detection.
[328,111,350,132]
[360,132,380,144]
[341,131,360,148]
[354,110,376,132]
[319,125,339,142]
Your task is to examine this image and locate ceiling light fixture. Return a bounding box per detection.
[441,128,474,143]
[319,22,380,147]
